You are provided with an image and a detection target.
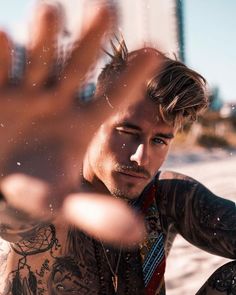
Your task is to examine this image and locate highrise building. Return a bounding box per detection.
[57,0,185,99]
[59,0,185,60]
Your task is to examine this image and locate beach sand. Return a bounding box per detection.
[164,148,236,294]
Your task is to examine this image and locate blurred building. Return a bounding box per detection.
[57,0,185,99]
[59,0,185,60]
[111,0,185,60]
[208,86,224,112]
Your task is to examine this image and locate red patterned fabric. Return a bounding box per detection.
[139,175,166,294]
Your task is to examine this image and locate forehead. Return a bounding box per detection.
[109,98,175,132]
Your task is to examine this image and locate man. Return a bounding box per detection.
[80,41,236,295]
[0,3,236,295]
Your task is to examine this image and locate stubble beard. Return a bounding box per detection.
[109,185,140,201]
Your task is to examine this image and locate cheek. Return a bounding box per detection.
[88,134,111,167]
[108,135,131,160]
[95,140,123,168]
[150,148,169,172]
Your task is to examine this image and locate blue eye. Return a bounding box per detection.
[152,138,166,145]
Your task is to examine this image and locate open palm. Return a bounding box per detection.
[0,3,163,245]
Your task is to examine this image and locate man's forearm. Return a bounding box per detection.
[0,190,51,243]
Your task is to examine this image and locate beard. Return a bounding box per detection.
[105,163,150,201]
[109,183,141,201]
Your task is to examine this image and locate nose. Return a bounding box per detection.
[130,144,149,166]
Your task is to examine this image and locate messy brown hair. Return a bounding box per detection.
[96,38,208,128]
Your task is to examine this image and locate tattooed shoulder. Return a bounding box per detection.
[0,223,88,295]
[1,223,63,295]
[159,170,195,182]
[0,202,54,243]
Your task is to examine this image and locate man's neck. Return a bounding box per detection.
[79,176,110,195]
[80,158,110,196]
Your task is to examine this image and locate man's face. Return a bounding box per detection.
[84,97,175,199]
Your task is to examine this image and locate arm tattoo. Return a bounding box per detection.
[4,224,61,295]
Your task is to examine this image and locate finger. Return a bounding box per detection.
[63,193,146,246]
[25,4,61,87]
[57,4,114,98]
[77,48,165,150]
[0,31,12,86]
[0,173,51,219]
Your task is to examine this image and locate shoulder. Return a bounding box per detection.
[154,170,202,213]
[156,170,198,193]
[158,170,196,182]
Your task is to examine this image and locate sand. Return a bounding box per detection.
[163,148,236,294]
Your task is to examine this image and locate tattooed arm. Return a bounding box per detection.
[157,171,236,259]
[0,192,63,295]
[0,191,52,243]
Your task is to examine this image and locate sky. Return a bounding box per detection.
[0,1,31,30]
[184,0,236,102]
[0,0,235,102]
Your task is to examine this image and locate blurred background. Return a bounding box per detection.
[1,0,236,151]
[1,1,236,294]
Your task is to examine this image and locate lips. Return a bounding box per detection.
[118,171,148,180]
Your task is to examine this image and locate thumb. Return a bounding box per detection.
[62,193,146,246]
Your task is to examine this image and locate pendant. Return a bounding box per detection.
[112,275,118,293]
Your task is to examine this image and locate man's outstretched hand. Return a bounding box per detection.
[0,3,114,198]
[0,3,163,245]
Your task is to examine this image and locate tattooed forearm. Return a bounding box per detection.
[0,223,62,295]
[196,261,236,294]
[36,259,51,295]
[11,224,58,256]
[0,197,54,243]
[36,259,50,278]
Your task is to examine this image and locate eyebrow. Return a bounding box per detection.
[117,122,175,139]
[155,132,174,139]
[118,122,142,131]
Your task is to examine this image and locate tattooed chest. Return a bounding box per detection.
[0,224,69,295]
[0,224,96,295]
[4,260,51,295]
